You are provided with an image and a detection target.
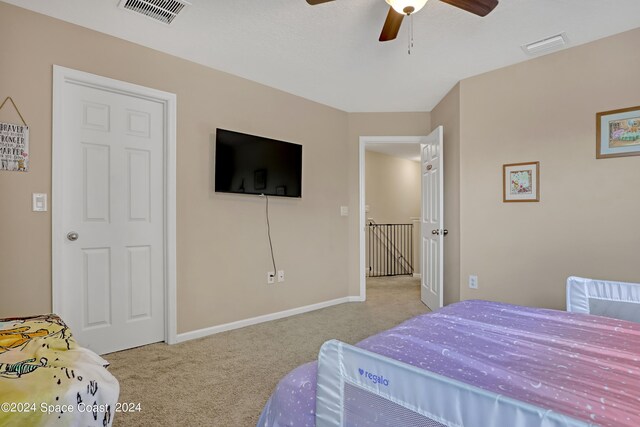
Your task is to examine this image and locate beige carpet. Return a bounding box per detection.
[105,276,428,427]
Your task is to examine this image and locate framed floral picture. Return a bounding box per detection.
[503,161,539,203]
[596,106,640,159]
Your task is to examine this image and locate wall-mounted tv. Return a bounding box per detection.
[215,129,302,198]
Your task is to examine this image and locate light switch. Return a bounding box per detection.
[32,193,47,212]
[340,206,349,216]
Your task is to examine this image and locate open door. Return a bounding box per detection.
[420,126,444,311]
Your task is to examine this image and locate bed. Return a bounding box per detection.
[257,277,640,427]
[0,314,119,427]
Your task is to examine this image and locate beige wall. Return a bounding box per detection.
[457,28,640,309]
[365,151,420,224]
[0,4,430,333]
[0,3,352,332]
[430,83,461,306]
[6,2,633,333]
[347,113,431,295]
[365,150,421,273]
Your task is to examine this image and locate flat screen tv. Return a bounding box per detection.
[215,129,302,198]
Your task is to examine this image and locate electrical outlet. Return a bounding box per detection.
[469,275,478,289]
[267,272,275,284]
[277,270,285,282]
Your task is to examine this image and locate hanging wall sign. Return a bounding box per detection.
[0,122,29,171]
[0,97,29,172]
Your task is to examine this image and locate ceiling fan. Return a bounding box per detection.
[306,0,499,42]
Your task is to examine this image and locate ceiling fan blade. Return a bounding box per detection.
[440,0,498,17]
[379,7,404,42]
[306,0,335,4]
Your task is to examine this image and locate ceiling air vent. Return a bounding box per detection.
[521,33,568,56]
[119,0,190,25]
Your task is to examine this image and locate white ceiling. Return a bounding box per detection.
[4,0,640,112]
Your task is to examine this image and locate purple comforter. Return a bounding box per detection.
[258,300,640,427]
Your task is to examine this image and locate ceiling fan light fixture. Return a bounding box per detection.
[385,0,429,15]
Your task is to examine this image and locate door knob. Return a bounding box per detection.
[67,232,79,241]
[431,229,440,235]
[443,229,449,235]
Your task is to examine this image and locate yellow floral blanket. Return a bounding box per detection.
[0,314,119,427]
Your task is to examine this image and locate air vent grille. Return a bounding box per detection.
[120,0,190,25]
[521,33,568,56]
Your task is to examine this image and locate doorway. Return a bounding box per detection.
[359,128,444,311]
[364,144,421,279]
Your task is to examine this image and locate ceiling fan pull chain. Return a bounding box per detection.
[407,14,413,55]
[407,15,411,54]
[411,15,414,49]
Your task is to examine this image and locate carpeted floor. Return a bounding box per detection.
[105,276,428,427]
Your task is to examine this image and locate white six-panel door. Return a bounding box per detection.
[54,71,167,354]
[421,126,444,311]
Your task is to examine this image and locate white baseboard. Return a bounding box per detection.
[175,296,362,344]
[413,273,422,279]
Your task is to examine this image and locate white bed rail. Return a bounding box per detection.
[566,276,640,323]
[316,340,591,427]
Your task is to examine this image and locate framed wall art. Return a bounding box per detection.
[503,161,539,203]
[596,106,640,159]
